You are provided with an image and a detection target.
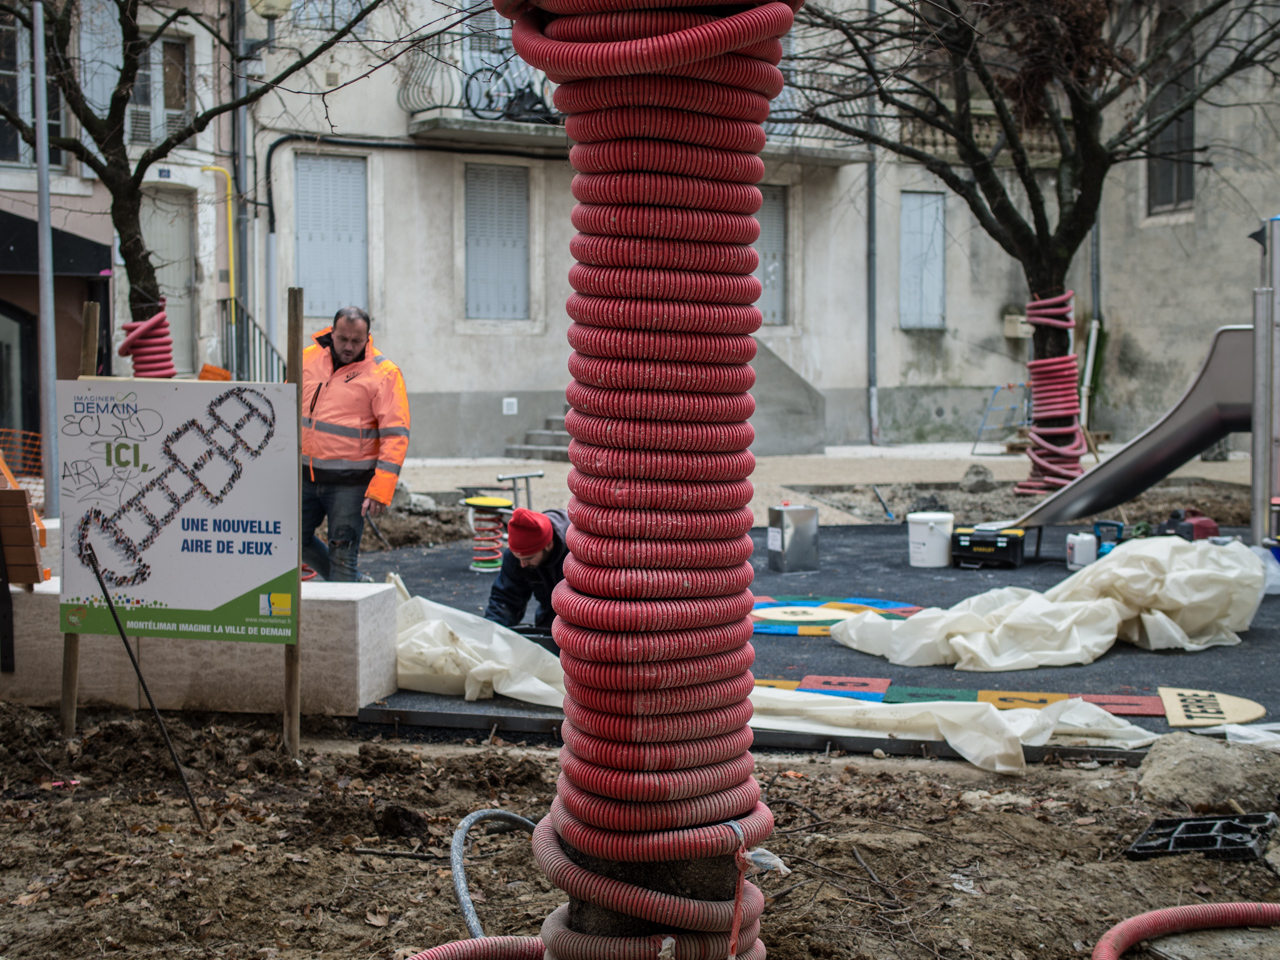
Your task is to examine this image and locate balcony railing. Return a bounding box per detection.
[397,34,559,125]
[901,112,1060,164]
[396,41,862,153]
[218,299,286,383]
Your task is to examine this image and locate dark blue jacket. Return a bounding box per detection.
[483,509,570,628]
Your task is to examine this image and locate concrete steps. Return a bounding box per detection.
[505,407,572,461]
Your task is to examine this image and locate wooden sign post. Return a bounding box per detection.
[284,288,304,758]
[60,301,100,737]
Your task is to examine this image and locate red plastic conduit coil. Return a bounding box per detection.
[1091,902,1280,960]
[1015,290,1090,496]
[117,298,178,378]
[412,0,798,957]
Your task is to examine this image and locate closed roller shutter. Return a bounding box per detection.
[465,164,529,320]
[898,191,945,330]
[295,154,368,318]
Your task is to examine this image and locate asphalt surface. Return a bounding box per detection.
[360,524,1280,735]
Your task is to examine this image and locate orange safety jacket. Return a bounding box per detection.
[301,327,410,505]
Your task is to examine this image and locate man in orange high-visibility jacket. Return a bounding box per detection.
[301,306,410,581]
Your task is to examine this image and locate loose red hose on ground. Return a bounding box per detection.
[117,298,178,378]
[1091,902,1280,959]
[411,1,798,958]
[1015,290,1088,496]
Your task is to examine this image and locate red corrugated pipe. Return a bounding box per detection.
[411,0,799,956]
[1092,902,1280,959]
[118,298,178,378]
[1016,290,1089,495]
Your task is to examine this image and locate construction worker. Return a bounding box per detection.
[300,306,410,581]
[483,507,569,631]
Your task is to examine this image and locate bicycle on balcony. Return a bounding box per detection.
[463,60,557,124]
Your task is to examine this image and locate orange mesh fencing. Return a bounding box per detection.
[0,430,45,513]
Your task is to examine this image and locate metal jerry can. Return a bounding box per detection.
[767,504,818,573]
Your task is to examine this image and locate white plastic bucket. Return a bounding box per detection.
[907,512,954,568]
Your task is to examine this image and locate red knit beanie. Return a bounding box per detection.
[507,508,553,555]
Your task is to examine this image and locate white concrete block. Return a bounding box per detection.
[7,579,397,717]
[138,582,397,716]
[4,580,140,709]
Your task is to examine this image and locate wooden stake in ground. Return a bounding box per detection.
[283,288,304,758]
[61,301,101,738]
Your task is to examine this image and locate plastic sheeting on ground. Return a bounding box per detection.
[748,689,1159,775]
[1192,722,1280,752]
[831,537,1265,672]
[391,574,565,707]
[388,576,1158,775]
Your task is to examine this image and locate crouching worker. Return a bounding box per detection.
[483,507,569,635]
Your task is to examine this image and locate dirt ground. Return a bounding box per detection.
[808,478,1251,528]
[0,703,1276,960]
[313,509,472,556]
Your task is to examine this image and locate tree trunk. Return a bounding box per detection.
[110,180,163,327]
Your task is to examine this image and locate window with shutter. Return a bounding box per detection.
[752,185,788,326]
[1147,79,1195,213]
[465,164,530,320]
[899,192,946,330]
[0,13,63,167]
[295,155,369,318]
[79,0,120,117]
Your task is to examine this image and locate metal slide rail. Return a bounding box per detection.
[1012,325,1253,529]
[218,299,286,383]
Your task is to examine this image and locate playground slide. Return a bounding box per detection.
[1012,325,1253,529]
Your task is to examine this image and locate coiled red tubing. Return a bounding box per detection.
[411,1,797,959]
[117,298,178,378]
[1015,290,1089,496]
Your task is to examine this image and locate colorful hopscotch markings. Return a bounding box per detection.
[1071,694,1166,717]
[883,686,979,704]
[796,676,891,702]
[754,679,801,691]
[1159,687,1266,728]
[977,691,1071,711]
[751,596,921,636]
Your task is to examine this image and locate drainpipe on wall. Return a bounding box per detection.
[234,0,251,344]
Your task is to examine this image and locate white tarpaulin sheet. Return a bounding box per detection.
[831,538,1264,672]
[391,575,566,707]
[388,576,1158,775]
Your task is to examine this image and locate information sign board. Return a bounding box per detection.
[57,380,299,643]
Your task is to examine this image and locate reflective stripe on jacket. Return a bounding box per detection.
[301,327,410,505]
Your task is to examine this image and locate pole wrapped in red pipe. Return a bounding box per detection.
[1016,290,1089,495]
[118,298,178,378]
[415,0,798,956]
